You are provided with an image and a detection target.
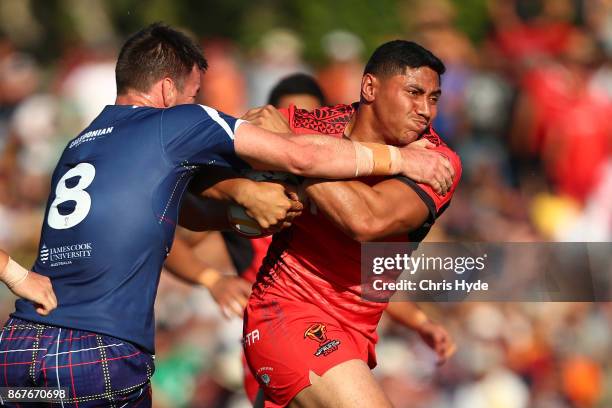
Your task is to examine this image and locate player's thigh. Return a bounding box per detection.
[244,299,364,407]
[289,359,392,408]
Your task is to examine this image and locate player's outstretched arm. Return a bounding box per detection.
[385,302,456,365]
[234,122,453,186]
[0,249,57,316]
[163,236,251,319]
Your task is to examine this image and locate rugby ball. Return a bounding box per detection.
[228,171,300,237]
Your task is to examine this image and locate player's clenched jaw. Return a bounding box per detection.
[354,40,445,146]
[372,66,441,146]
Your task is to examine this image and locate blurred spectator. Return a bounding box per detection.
[268,72,327,110]
[59,45,117,128]
[511,29,610,203]
[246,29,310,107]
[488,0,578,67]
[317,30,365,105]
[403,0,478,146]
[198,39,247,116]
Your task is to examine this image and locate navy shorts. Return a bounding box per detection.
[0,318,154,407]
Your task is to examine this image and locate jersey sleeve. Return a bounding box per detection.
[395,144,462,220]
[278,107,291,122]
[160,104,249,169]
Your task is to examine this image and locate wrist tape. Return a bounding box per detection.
[353,142,402,177]
[0,258,29,288]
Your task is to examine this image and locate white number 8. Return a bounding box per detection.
[47,163,96,229]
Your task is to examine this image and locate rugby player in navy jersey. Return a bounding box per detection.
[0,23,453,407]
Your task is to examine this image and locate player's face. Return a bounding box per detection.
[175,66,202,105]
[373,66,441,145]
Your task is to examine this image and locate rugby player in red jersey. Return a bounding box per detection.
[167,69,455,405]
[242,40,462,407]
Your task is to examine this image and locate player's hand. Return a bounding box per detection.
[264,183,304,232]
[398,139,454,195]
[416,320,456,365]
[239,181,304,230]
[208,275,252,319]
[10,271,57,316]
[242,105,291,133]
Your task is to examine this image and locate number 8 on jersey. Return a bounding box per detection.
[47,163,96,230]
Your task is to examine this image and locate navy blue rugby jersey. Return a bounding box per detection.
[12,104,247,352]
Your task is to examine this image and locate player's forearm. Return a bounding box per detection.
[384,301,429,330]
[164,238,204,283]
[234,123,403,179]
[286,135,406,178]
[164,237,222,288]
[278,135,361,177]
[0,250,29,288]
[190,167,255,207]
[201,177,257,206]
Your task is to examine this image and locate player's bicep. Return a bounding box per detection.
[370,179,431,234]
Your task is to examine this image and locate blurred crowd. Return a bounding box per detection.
[0,0,610,407]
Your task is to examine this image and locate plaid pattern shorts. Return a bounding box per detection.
[0,318,154,407]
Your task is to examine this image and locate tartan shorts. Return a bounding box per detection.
[0,318,154,407]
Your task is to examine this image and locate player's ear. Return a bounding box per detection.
[361,73,376,103]
[161,77,177,107]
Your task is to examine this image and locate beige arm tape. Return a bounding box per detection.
[0,258,29,288]
[410,308,430,330]
[353,142,402,177]
[199,268,222,289]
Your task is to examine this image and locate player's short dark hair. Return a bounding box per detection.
[268,73,327,107]
[115,22,208,94]
[364,40,445,78]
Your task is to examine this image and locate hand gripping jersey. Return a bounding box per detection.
[12,104,246,353]
[253,103,462,348]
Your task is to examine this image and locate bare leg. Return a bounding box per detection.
[288,359,393,408]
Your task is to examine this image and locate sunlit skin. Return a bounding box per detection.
[350,66,441,146]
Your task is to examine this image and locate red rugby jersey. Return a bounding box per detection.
[253,104,462,344]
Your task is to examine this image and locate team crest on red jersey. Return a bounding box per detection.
[304,323,341,357]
